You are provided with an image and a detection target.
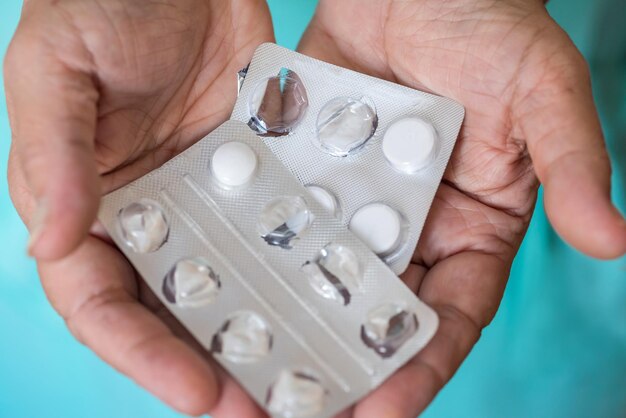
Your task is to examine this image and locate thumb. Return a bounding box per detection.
[519,41,626,259]
[4,19,100,260]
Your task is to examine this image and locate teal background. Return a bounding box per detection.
[0,1,624,417]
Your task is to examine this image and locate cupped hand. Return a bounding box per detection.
[299,0,626,417]
[5,0,274,415]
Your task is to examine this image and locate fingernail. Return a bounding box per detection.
[27,200,48,257]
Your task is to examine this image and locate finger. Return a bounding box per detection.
[135,279,268,418]
[4,12,100,260]
[518,38,626,259]
[400,262,428,294]
[354,307,477,418]
[332,406,355,418]
[355,251,509,418]
[211,369,268,418]
[39,237,219,416]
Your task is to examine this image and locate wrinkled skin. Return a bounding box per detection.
[298,1,626,416]
[4,0,626,417]
[6,0,275,416]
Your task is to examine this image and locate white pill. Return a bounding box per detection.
[211,141,258,187]
[349,203,403,256]
[382,118,438,173]
[305,185,339,216]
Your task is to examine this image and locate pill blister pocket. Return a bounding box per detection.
[232,43,465,274]
[99,121,438,418]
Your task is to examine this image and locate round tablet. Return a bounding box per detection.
[211,142,258,188]
[382,118,438,173]
[349,203,403,256]
[305,185,339,216]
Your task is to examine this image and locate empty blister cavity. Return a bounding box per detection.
[304,184,340,217]
[316,96,378,157]
[248,69,308,136]
[266,370,326,418]
[232,44,465,274]
[349,203,407,259]
[211,311,272,364]
[100,119,442,418]
[361,303,418,358]
[382,117,440,173]
[117,199,169,253]
[211,141,258,188]
[301,244,362,305]
[258,196,314,249]
[162,257,220,308]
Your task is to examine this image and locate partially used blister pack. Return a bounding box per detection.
[98,121,438,418]
[232,43,465,274]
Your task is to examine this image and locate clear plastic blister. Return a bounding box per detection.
[99,121,438,418]
[232,43,465,274]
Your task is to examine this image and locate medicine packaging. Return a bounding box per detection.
[233,43,465,274]
[98,121,438,418]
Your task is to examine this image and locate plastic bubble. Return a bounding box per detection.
[248,69,308,136]
[301,244,362,305]
[266,369,326,418]
[361,303,418,358]
[117,199,169,253]
[211,311,272,364]
[163,257,220,308]
[316,96,377,157]
[258,196,314,249]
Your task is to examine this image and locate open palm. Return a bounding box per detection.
[6,0,626,417]
[6,0,274,415]
[298,0,626,416]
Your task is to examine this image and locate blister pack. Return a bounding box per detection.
[98,121,438,418]
[232,43,465,274]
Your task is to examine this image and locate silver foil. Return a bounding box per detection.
[232,43,465,274]
[99,121,438,418]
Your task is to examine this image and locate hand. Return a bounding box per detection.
[299,0,626,416]
[5,0,274,415]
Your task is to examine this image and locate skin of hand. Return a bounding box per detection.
[5,0,276,416]
[297,0,626,417]
[4,0,626,417]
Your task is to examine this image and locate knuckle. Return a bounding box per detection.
[6,150,34,221]
[19,138,49,174]
[3,25,45,84]
[64,286,131,337]
[3,35,25,81]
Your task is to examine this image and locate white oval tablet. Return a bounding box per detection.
[349,203,403,256]
[382,118,438,173]
[211,141,258,188]
[305,185,339,216]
